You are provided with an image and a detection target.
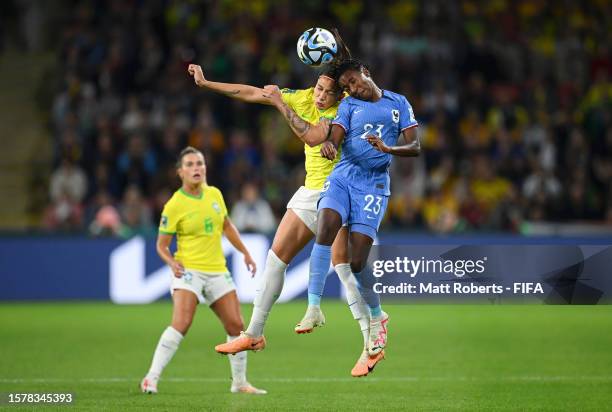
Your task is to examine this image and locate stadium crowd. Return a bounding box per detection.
[44,0,611,236]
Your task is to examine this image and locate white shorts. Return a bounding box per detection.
[287,186,321,234]
[171,269,236,305]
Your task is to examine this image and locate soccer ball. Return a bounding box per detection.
[296,27,338,66]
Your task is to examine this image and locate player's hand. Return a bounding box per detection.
[263,85,283,107]
[244,254,257,277]
[366,135,390,153]
[170,260,185,278]
[320,141,337,160]
[187,64,206,87]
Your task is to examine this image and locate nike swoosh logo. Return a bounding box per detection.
[355,109,363,113]
[366,216,376,219]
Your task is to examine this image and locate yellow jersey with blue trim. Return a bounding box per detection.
[159,185,229,273]
[281,87,341,190]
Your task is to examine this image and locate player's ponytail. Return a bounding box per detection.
[318,28,352,95]
[331,28,352,61]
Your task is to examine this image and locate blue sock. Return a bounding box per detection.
[369,305,382,317]
[308,243,332,306]
[353,270,381,310]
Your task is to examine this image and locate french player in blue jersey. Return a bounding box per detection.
[300,58,421,373]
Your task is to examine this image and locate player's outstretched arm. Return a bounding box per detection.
[223,217,257,276]
[263,85,330,146]
[366,126,421,157]
[188,64,272,105]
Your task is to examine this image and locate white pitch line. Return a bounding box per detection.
[1,376,612,384]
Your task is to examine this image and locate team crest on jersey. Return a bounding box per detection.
[160,215,168,228]
[391,110,400,123]
[212,202,221,214]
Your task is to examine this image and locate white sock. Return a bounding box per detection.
[227,335,247,386]
[147,326,183,379]
[359,318,370,348]
[246,250,287,337]
[336,263,370,347]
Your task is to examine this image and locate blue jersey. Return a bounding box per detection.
[331,90,418,196]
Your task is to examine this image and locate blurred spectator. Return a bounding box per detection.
[522,166,562,202]
[230,183,276,234]
[118,185,155,238]
[117,134,157,194]
[422,187,461,234]
[469,155,515,229]
[49,157,87,204]
[87,191,121,237]
[42,192,83,231]
[89,205,122,237]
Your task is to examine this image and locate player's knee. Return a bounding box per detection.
[271,243,292,264]
[316,225,337,245]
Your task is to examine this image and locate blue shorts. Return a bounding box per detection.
[318,176,388,240]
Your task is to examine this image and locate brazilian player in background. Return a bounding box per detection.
[140,147,266,395]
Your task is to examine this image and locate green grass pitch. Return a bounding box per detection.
[1,302,611,411]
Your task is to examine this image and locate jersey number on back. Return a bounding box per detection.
[360,124,384,140]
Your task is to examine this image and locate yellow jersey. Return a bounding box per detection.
[159,185,229,273]
[281,87,341,190]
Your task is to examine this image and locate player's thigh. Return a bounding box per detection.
[209,290,243,336]
[349,231,374,274]
[331,226,350,265]
[171,289,199,333]
[270,209,315,264]
[316,178,350,245]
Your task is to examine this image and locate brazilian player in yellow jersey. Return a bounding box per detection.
[188,31,379,379]
[141,147,266,395]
